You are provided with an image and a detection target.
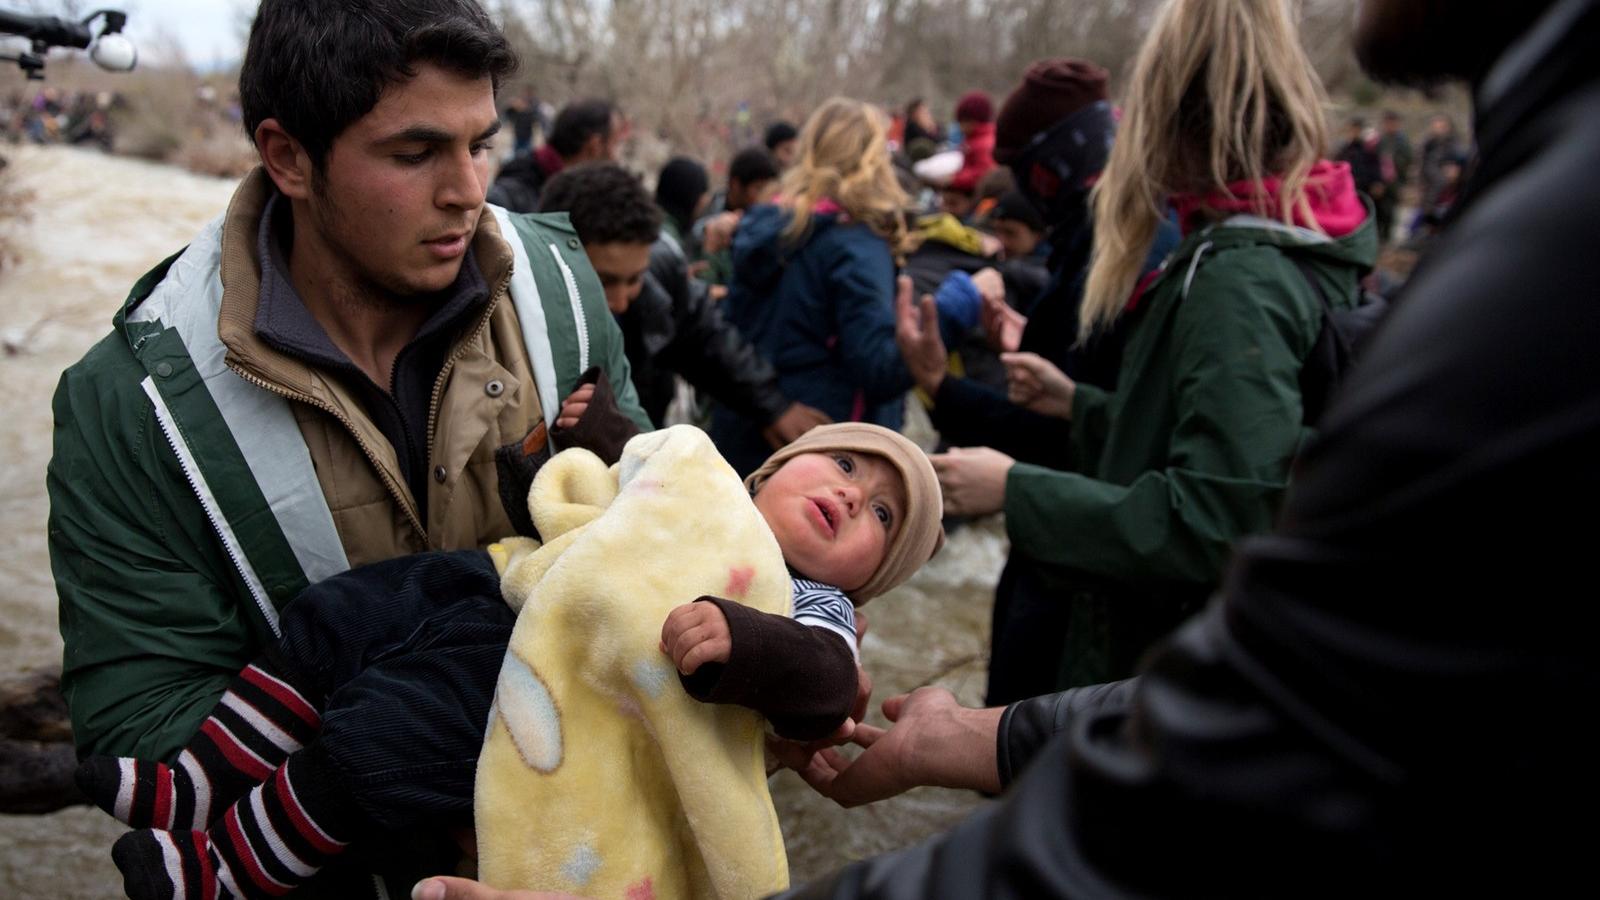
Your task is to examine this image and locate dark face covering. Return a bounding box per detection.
[1005,101,1116,250]
[1354,0,1557,86]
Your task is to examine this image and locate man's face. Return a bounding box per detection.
[585,241,652,313]
[598,112,626,162]
[753,451,904,593]
[303,64,497,299]
[772,139,798,169]
[570,113,624,165]
[727,177,774,212]
[992,218,1041,261]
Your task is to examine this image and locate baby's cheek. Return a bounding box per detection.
[856,531,890,581]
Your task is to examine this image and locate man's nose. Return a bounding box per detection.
[437,145,487,210]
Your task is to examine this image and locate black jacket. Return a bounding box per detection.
[620,240,789,428]
[1336,137,1383,193]
[485,154,548,214]
[783,2,1600,895]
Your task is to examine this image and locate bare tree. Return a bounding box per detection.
[494,0,1395,169]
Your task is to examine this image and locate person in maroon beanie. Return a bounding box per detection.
[897,58,1181,708]
[947,89,996,196]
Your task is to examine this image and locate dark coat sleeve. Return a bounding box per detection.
[927,374,1073,466]
[994,678,1137,786]
[678,595,858,742]
[826,234,915,403]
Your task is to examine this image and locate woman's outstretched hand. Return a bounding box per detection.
[1001,351,1076,420]
[930,446,1015,516]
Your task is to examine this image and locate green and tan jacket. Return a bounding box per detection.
[49,171,648,759]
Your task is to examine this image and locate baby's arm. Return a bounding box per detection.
[660,597,858,742]
[550,367,642,462]
[494,367,642,538]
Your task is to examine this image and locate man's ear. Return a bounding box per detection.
[255,118,315,200]
[579,132,606,162]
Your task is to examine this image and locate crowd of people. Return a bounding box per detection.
[1335,108,1469,243]
[34,0,1599,897]
[0,87,123,150]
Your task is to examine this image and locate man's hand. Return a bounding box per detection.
[763,402,832,449]
[778,687,1004,808]
[701,211,742,254]
[1000,351,1076,420]
[930,446,1016,516]
[411,876,584,900]
[981,291,1027,354]
[555,383,595,429]
[894,274,949,396]
[970,267,1006,306]
[659,602,732,675]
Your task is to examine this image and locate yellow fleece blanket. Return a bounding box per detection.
[475,425,791,899]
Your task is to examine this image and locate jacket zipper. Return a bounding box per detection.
[143,378,283,638]
[547,243,590,373]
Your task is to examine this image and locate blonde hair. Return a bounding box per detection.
[1080,0,1330,338]
[779,97,912,256]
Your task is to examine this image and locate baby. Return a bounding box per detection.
[660,423,946,742]
[78,380,943,900]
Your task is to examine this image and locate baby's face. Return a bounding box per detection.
[753,451,905,592]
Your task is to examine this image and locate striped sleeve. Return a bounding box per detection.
[791,578,859,661]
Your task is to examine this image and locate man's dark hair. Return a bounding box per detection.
[239,0,517,171]
[548,99,615,159]
[764,120,798,151]
[655,156,709,229]
[728,147,779,187]
[989,190,1046,233]
[539,163,661,246]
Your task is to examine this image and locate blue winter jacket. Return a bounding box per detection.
[711,203,913,474]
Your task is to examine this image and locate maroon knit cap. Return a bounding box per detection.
[994,58,1110,164]
[954,90,994,124]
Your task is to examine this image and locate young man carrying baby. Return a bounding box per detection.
[79,409,943,900]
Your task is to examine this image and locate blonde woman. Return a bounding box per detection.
[711,98,917,475]
[933,0,1377,688]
